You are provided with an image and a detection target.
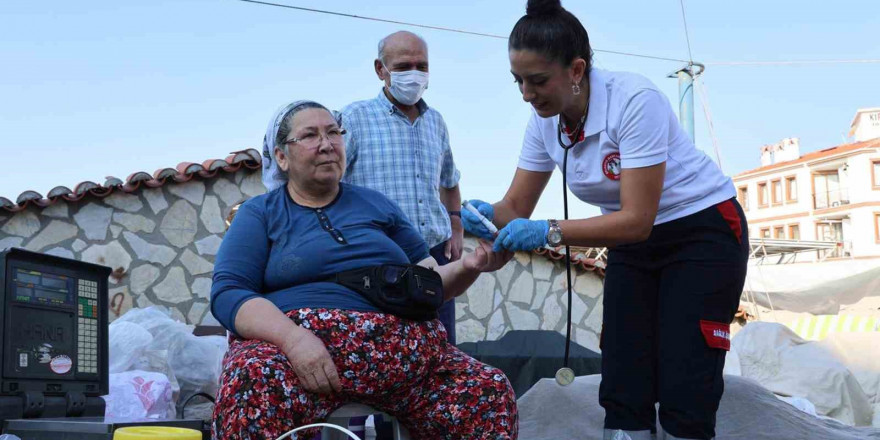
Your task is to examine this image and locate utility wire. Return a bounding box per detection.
[236,0,689,63]
[707,59,880,66]
[678,0,694,63]
[237,0,880,67]
[238,0,507,40]
[695,78,723,172]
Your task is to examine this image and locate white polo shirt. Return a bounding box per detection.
[518,68,735,225]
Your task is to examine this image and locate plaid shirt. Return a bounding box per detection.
[341,90,460,248]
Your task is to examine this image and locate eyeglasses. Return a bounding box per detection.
[284,128,347,150]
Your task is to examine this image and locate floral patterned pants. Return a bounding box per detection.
[212,308,518,439]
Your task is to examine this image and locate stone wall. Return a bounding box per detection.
[1,175,604,350]
[454,237,604,353]
[0,169,265,325]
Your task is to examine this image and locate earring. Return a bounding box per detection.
[571,83,581,95]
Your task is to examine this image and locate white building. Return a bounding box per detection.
[733,108,880,259]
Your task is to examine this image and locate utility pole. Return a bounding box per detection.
[668,62,704,142]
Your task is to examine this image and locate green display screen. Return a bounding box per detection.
[14,268,72,305]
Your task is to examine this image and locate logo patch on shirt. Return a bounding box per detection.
[602,153,621,181]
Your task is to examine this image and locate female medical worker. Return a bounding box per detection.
[462,1,749,439]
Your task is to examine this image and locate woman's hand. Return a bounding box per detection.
[463,239,514,273]
[493,218,549,252]
[281,329,342,395]
[461,199,496,241]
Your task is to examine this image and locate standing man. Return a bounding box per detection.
[342,30,463,345]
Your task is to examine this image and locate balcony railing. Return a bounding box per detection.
[813,188,850,209]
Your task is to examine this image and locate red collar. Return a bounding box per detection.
[562,123,585,143]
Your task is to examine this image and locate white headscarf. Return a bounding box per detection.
[260,100,341,191]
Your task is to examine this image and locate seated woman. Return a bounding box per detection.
[210,100,519,439]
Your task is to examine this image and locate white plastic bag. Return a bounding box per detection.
[104,370,175,420]
[170,333,226,409]
[108,306,227,417]
[109,321,153,373]
[777,395,819,416]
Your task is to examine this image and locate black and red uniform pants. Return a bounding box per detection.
[599,198,749,439]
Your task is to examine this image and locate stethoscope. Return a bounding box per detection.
[553,98,588,387]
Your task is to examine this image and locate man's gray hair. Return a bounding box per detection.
[377,31,428,64]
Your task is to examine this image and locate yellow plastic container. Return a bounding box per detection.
[113,426,202,440]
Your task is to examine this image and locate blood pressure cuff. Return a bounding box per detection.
[327,264,444,321]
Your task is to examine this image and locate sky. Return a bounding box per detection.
[2,0,878,221]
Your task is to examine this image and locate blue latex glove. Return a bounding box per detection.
[493,219,549,253]
[461,199,496,241]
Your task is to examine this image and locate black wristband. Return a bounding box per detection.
[448,210,461,218]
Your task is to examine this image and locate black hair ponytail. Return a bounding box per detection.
[510,0,592,71]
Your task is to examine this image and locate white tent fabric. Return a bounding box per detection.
[517,374,880,439]
[814,331,880,427]
[731,322,878,426]
[744,259,880,314]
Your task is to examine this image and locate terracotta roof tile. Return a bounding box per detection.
[16,191,43,205]
[46,186,73,199]
[176,162,204,175]
[126,171,153,183]
[533,246,606,276]
[73,181,101,196]
[4,148,602,274]
[104,177,124,188]
[203,159,230,173]
[1,148,262,213]
[153,167,179,181]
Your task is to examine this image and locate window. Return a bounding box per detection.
[738,186,749,211]
[816,222,843,242]
[873,160,880,189]
[773,226,785,239]
[771,179,783,205]
[758,182,769,208]
[875,213,880,243]
[788,224,800,240]
[813,172,843,209]
[785,176,798,202]
[760,227,771,239]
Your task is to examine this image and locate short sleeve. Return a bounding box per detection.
[517,110,556,172]
[618,90,670,169]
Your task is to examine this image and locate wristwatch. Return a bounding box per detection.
[448,210,461,218]
[547,219,563,247]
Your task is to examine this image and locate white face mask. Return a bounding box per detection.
[385,67,429,106]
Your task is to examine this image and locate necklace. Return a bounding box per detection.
[556,97,589,150]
